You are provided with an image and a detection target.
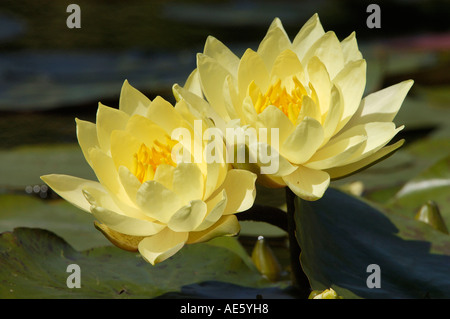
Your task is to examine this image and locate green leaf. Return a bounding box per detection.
[295,187,450,299]
[0,228,288,299]
[0,144,95,189]
[386,155,450,229]
[155,281,299,299]
[394,96,450,131]
[0,194,109,251]
[333,136,450,204]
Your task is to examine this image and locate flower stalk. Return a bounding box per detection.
[285,187,311,298]
[236,204,288,232]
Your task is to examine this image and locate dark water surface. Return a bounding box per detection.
[0,0,448,149]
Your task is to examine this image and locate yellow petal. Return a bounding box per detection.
[197,189,227,231]
[238,49,270,100]
[178,98,212,134]
[204,161,228,201]
[281,117,324,164]
[197,53,232,120]
[83,187,148,222]
[138,228,188,265]
[88,147,127,202]
[40,174,103,213]
[125,114,169,148]
[247,164,287,188]
[90,205,164,237]
[172,83,226,132]
[282,165,330,201]
[153,163,175,190]
[172,163,204,203]
[297,95,322,124]
[256,105,294,146]
[307,56,331,116]
[292,13,325,60]
[167,200,208,232]
[75,118,99,167]
[223,74,240,120]
[249,142,297,177]
[221,169,256,214]
[325,139,405,180]
[241,95,258,126]
[333,59,367,134]
[340,32,363,64]
[257,18,292,70]
[302,31,345,79]
[321,85,344,146]
[187,215,240,244]
[345,80,414,127]
[96,103,129,153]
[110,130,141,171]
[175,101,201,132]
[146,96,187,135]
[117,165,141,203]
[204,35,240,77]
[119,80,150,116]
[332,122,403,161]
[310,288,343,299]
[94,221,144,252]
[136,180,184,223]
[270,49,306,88]
[305,135,367,170]
[182,68,203,98]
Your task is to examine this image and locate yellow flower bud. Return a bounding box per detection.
[309,288,343,299]
[251,235,282,282]
[415,201,449,234]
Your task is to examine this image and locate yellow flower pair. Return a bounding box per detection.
[42,14,412,264]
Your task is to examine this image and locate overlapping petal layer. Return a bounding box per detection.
[176,14,413,200]
[42,81,256,264]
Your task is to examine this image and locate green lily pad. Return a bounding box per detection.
[394,96,450,131]
[0,144,95,189]
[295,187,450,299]
[0,228,286,299]
[333,136,450,204]
[155,281,299,299]
[414,85,450,110]
[386,155,450,228]
[0,194,109,251]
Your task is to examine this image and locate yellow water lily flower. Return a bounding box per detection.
[41,80,256,265]
[174,14,413,200]
[309,288,343,299]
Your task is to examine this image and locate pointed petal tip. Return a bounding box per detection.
[270,17,283,27]
[39,174,51,182]
[405,79,414,88]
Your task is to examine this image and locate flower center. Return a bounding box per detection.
[254,76,308,123]
[133,136,178,183]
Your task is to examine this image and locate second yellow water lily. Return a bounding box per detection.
[174,13,413,201]
[41,81,256,265]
